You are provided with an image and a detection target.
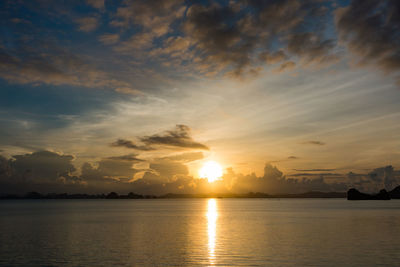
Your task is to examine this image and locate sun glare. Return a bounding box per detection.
[199,161,223,183]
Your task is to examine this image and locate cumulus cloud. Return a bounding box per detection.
[0,151,84,194]
[11,151,76,182]
[1,150,399,195]
[96,158,138,178]
[336,0,400,83]
[226,164,347,194]
[347,166,400,192]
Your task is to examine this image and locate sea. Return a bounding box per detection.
[0,198,399,266]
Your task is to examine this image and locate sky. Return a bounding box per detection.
[1,0,400,195]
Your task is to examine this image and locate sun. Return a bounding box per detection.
[199,161,223,183]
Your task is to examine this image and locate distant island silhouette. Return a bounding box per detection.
[2,186,400,200]
[347,185,400,200]
[0,191,347,199]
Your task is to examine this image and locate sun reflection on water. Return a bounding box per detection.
[207,198,218,264]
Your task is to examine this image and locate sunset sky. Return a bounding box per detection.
[1,0,400,194]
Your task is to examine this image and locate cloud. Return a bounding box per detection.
[287,32,339,65]
[144,160,188,183]
[111,139,154,151]
[228,164,347,194]
[302,140,326,146]
[140,125,209,150]
[1,150,399,195]
[160,152,203,163]
[347,166,400,192]
[112,0,186,51]
[180,0,337,77]
[114,87,143,95]
[86,0,104,9]
[274,61,296,73]
[96,158,138,178]
[294,169,336,172]
[107,154,144,162]
[149,36,192,57]
[289,172,343,178]
[111,125,208,151]
[98,33,120,45]
[0,151,82,193]
[288,156,299,160]
[336,0,400,83]
[115,32,155,52]
[11,151,76,182]
[259,50,287,64]
[75,16,99,32]
[0,45,138,93]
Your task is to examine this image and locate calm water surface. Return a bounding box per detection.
[0,199,400,266]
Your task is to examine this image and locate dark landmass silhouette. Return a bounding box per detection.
[0,191,156,199]
[3,186,400,200]
[0,191,347,199]
[346,186,400,200]
[161,191,346,199]
[389,186,400,199]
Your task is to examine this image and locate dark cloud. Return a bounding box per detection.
[0,151,83,194]
[140,125,209,150]
[302,140,325,145]
[287,32,338,65]
[336,0,400,83]
[11,150,76,182]
[111,139,154,151]
[288,156,299,160]
[111,125,208,151]
[181,0,337,76]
